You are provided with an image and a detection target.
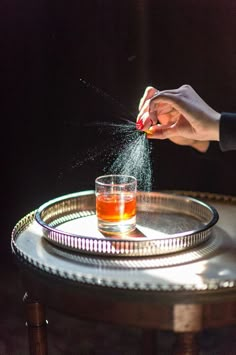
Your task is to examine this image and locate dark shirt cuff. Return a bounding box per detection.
[220,112,236,152]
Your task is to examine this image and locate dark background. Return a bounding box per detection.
[2,0,236,261]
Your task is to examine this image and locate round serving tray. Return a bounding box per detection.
[34,191,218,257]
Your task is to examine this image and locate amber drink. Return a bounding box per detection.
[95,175,137,234]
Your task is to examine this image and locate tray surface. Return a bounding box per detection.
[34,191,218,257]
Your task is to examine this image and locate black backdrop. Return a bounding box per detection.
[2,0,236,260]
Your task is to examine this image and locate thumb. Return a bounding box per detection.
[146,123,179,139]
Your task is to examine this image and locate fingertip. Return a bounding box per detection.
[136,118,144,130]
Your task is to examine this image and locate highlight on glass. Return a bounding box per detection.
[95,174,137,235]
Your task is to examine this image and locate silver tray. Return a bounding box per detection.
[34,191,218,257]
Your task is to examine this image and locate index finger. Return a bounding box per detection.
[138,86,158,111]
[149,90,181,113]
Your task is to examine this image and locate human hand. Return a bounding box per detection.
[136,85,220,152]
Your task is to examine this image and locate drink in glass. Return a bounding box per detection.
[95,175,137,234]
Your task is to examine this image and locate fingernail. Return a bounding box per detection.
[136,119,144,130]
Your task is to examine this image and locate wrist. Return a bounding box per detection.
[210,111,220,141]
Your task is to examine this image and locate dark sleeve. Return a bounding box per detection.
[219,112,236,152]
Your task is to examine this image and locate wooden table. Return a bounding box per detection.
[11,191,236,355]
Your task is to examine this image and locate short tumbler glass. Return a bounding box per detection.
[95,174,137,234]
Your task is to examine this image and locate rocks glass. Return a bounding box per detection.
[95,174,137,234]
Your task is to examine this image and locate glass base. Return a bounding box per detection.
[97,216,136,235]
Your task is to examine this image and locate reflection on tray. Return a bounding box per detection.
[54,213,202,239]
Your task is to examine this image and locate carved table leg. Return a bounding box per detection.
[174,332,199,355]
[141,329,157,355]
[173,304,202,354]
[23,292,48,355]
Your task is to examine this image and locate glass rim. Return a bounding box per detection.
[95,174,137,187]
